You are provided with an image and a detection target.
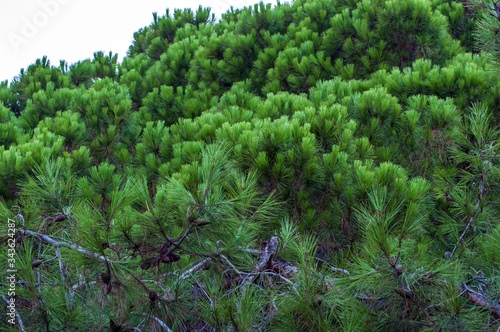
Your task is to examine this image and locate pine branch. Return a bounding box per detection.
[54,246,70,310]
[179,258,212,281]
[137,313,173,332]
[461,283,500,318]
[2,295,26,332]
[20,229,113,263]
[313,257,350,276]
[163,222,195,257]
[220,254,241,275]
[256,236,279,271]
[450,201,481,258]
[393,285,436,325]
[236,236,299,289]
[450,156,488,259]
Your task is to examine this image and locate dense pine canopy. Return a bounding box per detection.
[1,0,500,331]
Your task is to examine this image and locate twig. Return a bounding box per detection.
[255,270,297,288]
[2,295,26,332]
[393,229,407,267]
[241,236,296,291]
[138,313,173,332]
[220,255,241,275]
[240,248,261,255]
[164,223,195,256]
[256,236,279,271]
[125,269,154,295]
[461,283,500,318]
[313,257,350,276]
[54,247,66,286]
[450,200,480,258]
[42,257,58,264]
[176,244,217,257]
[179,258,212,281]
[37,261,42,299]
[54,246,70,310]
[393,286,436,324]
[450,144,490,258]
[190,273,213,305]
[20,230,113,263]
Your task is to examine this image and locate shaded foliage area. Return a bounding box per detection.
[1,0,500,331]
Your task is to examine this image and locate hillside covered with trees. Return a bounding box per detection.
[1,0,500,330]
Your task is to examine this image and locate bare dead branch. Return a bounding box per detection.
[20,230,113,263]
[314,256,350,276]
[138,313,173,332]
[54,246,70,310]
[179,258,212,281]
[256,236,279,271]
[2,295,26,332]
[220,255,241,275]
[461,284,500,318]
[241,248,261,255]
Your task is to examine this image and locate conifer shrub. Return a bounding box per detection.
[1,0,500,331]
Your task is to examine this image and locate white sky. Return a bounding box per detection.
[0,0,276,83]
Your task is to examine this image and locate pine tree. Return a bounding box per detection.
[2,0,500,330]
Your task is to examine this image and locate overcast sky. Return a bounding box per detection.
[0,0,275,83]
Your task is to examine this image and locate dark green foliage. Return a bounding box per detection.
[9,56,70,115]
[69,60,95,88]
[434,0,478,53]
[0,103,20,149]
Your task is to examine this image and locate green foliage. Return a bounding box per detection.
[69,60,95,88]
[2,0,500,331]
[0,103,20,149]
[433,103,500,255]
[434,0,478,53]
[320,0,463,78]
[471,0,500,70]
[92,51,119,80]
